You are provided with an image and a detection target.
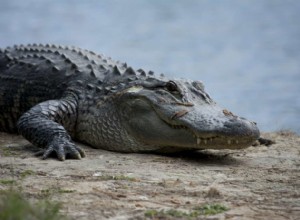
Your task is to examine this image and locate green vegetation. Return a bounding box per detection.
[0,149,71,220]
[195,203,229,215]
[0,179,16,185]
[145,209,194,218]
[0,146,18,156]
[40,187,76,199]
[0,171,70,220]
[0,190,68,220]
[97,174,137,181]
[145,203,229,219]
[20,169,35,178]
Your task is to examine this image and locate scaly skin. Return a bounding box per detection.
[0,44,260,161]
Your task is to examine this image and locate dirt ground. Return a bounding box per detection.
[0,131,299,220]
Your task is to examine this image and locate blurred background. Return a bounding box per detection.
[0,0,299,134]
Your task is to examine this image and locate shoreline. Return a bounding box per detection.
[0,131,299,219]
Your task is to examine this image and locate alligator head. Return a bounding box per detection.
[108,76,260,152]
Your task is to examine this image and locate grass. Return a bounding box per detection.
[145,203,229,219]
[39,187,76,199]
[0,169,35,187]
[0,168,70,220]
[0,146,18,156]
[20,169,36,178]
[0,189,68,220]
[97,174,137,181]
[0,179,16,185]
[195,203,229,215]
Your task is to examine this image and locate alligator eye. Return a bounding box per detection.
[166,81,178,92]
[192,81,205,91]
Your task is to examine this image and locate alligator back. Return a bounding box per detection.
[0,44,116,132]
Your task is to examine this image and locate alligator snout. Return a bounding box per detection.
[223,117,260,139]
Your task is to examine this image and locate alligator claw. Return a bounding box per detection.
[37,138,85,161]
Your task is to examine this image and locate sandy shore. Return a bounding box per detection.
[0,131,299,219]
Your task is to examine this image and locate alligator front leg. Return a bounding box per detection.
[17,98,85,161]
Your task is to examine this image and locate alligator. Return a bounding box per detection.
[0,44,260,161]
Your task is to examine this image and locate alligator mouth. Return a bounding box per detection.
[148,101,258,149]
[167,123,256,149]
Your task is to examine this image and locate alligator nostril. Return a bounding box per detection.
[223,109,238,118]
[223,109,233,116]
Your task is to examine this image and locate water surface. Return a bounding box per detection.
[1,0,299,133]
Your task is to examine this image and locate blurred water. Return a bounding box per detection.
[0,0,299,133]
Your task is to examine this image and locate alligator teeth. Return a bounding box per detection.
[194,137,240,146]
[194,136,220,146]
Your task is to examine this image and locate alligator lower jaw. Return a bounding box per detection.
[169,124,256,149]
[192,135,255,149]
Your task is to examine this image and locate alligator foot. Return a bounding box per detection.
[34,138,85,161]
